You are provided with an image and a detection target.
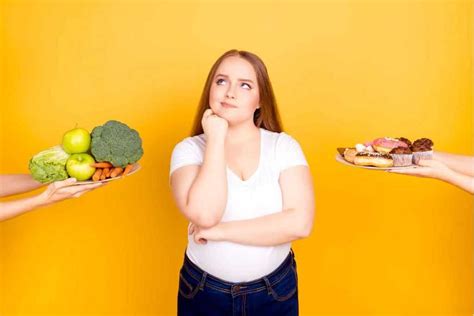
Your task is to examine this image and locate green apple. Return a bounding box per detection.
[66,154,96,181]
[62,128,91,154]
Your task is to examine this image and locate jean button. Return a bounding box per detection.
[233,285,241,292]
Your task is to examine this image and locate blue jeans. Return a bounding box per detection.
[177,250,299,316]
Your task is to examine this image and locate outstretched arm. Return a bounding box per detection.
[0,174,46,198]
[433,152,474,177]
[389,159,474,194]
[0,178,105,222]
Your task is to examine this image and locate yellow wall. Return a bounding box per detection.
[1,0,472,315]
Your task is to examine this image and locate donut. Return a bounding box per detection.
[343,148,357,163]
[372,137,408,154]
[353,152,394,168]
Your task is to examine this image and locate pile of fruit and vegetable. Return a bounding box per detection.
[29,120,143,183]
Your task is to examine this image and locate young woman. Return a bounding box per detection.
[169,50,315,316]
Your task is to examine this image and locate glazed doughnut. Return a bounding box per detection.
[372,137,408,154]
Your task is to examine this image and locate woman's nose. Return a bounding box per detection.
[226,85,236,99]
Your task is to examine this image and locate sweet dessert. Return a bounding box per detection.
[412,138,434,164]
[372,137,409,154]
[355,143,374,153]
[397,137,412,148]
[338,136,433,169]
[343,148,357,163]
[390,146,413,166]
[353,152,394,168]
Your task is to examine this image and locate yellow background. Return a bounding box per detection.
[0,0,472,315]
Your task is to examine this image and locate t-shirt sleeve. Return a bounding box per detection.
[169,137,204,178]
[276,133,309,172]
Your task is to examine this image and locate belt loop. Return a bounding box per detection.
[263,276,272,295]
[199,272,208,291]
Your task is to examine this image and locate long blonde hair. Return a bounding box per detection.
[191,50,283,136]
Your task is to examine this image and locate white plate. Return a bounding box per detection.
[336,154,417,171]
[70,163,141,185]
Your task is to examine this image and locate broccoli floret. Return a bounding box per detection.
[91,120,144,168]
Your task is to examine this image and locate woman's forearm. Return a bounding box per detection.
[0,174,45,198]
[434,152,474,177]
[212,208,313,247]
[0,194,46,221]
[439,169,474,194]
[186,136,228,228]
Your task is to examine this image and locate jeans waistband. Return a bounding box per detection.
[182,249,296,295]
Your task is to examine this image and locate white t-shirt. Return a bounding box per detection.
[169,128,308,282]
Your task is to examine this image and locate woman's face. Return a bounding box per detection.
[209,56,260,126]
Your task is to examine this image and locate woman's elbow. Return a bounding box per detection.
[189,212,221,228]
[197,216,220,228]
[182,203,223,228]
[295,211,314,238]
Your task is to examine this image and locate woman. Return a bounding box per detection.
[169,50,315,315]
[0,175,104,221]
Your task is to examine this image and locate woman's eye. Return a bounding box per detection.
[241,83,252,89]
[216,79,226,85]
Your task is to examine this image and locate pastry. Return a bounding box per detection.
[390,146,413,166]
[372,137,409,154]
[353,152,394,168]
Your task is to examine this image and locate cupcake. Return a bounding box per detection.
[412,138,434,164]
[390,146,413,167]
[397,137,412,148]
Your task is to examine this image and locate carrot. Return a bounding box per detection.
[110,167,123,178]
[100,168,109,180]
[91,162,113,168]
[103,167,111,178]
[122,164,133,177]
[92,169,102,181]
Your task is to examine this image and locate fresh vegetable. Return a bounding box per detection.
[122,164,133,177]
[90,120,143,168]
[102,168,110,179]
[110,167,123,178]
[29,146,70,183]
[90,162,113,168]
[92,169,102,181]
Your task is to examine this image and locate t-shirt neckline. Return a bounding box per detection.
[226,128,263,184]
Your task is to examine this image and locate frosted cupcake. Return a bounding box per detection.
[390,146,413,167]
[412,138,434,164]
[397,137,412,148]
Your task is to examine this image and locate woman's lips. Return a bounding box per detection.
[221,102,237,108]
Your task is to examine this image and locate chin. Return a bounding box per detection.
[218,111,234,122]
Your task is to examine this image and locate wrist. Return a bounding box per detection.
[33,191,49,208]
[437,168,457,182]
[211,223,226,241]
[207,134,226,145]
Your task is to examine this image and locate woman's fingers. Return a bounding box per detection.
[49,177,77,191]
[388,166,432,177]
[417,159,440,168]
[194,232,207,245]
[54,183,104,199]
[388,167,421,174]
[72,191,87,198]
[189,224,207,244]
[202,108,214,120]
